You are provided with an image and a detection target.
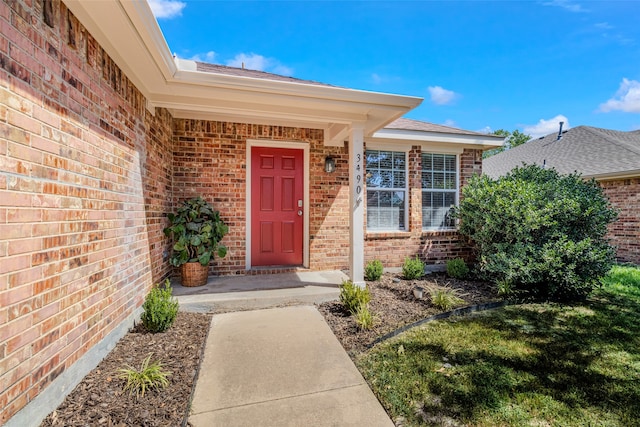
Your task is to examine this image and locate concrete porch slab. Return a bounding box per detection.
[172,270,347,313]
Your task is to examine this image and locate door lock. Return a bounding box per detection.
[298,210,303,216]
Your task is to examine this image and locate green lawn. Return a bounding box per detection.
[358,265,640,426]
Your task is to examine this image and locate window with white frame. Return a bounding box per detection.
[422,153,457,229]
[366,149,406,231]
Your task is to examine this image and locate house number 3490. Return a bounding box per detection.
[355,153,363,201]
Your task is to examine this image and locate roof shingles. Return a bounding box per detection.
[483,125,640,179]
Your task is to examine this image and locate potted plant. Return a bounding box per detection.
[163,197,228,287]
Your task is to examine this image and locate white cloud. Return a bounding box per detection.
[599,78,640,113]
[595,22,613,30]
[476,126,493,134]
[226,53,293,76]
[523,115,570,138]
[189,51,216,63]
[148,0,186,19]
[428,86,459,105]
[371,73,383,84]
[442,119,458,128]
[542,0,588,13]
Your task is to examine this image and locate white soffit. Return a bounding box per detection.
[65,0,422,143]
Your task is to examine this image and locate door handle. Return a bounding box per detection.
[298,210,303,216]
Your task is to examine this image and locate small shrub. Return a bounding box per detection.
[402,256,425,280]
[339,280,371,314]
[354,304,375,330]
[118,355,171,398]
[365,260,384,281]
[141,279,179,333]
[446,258,469,279]
[430,287,464,311]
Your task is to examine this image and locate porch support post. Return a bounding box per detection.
[348,123,366,287]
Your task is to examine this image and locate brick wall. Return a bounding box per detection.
[364,148,481,267]
[172,120,350,274]
[600,178,640,265]
[0,0,173,422]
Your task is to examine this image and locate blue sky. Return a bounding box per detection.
[150,0,640,138]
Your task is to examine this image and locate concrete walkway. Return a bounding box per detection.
[189,306,394,427]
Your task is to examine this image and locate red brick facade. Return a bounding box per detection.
[0,0,482,423]
[600,178,640,265]
[172,120,351,274]
[0,1,173,422]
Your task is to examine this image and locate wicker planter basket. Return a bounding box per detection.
[180,262,209,287]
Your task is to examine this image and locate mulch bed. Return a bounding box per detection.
[318,272,498,354]
[39,272,496,426]
[40,312,210,427]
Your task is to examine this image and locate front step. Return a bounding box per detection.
[172,270,347,313]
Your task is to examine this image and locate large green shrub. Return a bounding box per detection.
[455,164,617,302]
[141,280,179,333]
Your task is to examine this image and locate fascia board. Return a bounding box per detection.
[586,169,640,181]
[152,94,368,124]
[171,68,422,111]
[118,0,177,80]
[159,79,381,117]
[372,128,505,147]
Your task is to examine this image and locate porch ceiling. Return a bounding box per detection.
[65,0,422,146]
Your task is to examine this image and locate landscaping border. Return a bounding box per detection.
[369,300,508,348]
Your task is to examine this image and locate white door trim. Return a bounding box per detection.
[246,139,310,270]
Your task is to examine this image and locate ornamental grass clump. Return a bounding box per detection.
[365,259,384,281]
[118,355,171,399]
[141,280,179,333]
[455,164,617,302]
[402,256,425,280]
[354,304,376,330]
[430,287,465,311]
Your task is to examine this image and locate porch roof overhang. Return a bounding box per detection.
[65,0,423,146]
[369,128,505,150]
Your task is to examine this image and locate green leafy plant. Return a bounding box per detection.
[446,258,469,279]
[118,355,171,398]
[163,197,229,267]
[496,279,513,298]
[454,164,617,302]
[402,256,425,280]
[430,287,464,311]
[365,260,384,281]
[339,280,371,314]
[354,304,376,330]
[141,279,179,333]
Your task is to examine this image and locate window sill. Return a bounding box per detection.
[366,231,412,240]
[421,228,458,236]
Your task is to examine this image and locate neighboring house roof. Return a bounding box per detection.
[483,126,640,180]
[384,118,492,137]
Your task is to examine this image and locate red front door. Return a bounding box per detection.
[251,147,304,266]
